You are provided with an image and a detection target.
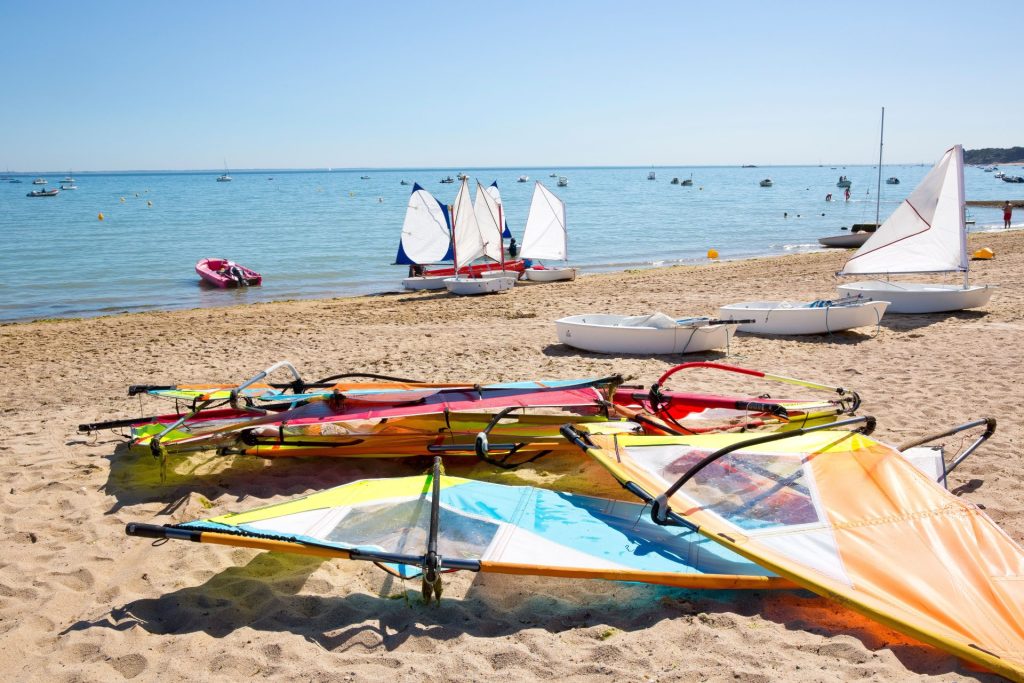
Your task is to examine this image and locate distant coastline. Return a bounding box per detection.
[964,147,1024,164]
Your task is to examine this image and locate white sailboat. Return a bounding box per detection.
[837,144,994,313]
[444,179,516,295]
[521,181,575,282]
[397,183,454,291]
[217,160,232,182]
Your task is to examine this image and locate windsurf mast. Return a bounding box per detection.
[422,456,443,603]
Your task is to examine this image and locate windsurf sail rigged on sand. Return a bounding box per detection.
[123,377,623,464]
[126,458,790,601]
[561,420,1024,680]
[613,362,860,435]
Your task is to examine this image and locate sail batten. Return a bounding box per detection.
[520,182,568,262]
[840,145,968,276]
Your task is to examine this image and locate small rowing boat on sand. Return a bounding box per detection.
[555,313,739,354]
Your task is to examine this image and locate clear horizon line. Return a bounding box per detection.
[4,161,945,175]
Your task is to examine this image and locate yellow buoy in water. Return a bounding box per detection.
[972,247,994,260]
[707,248,719,259]
[119,197,125,202]
[97,212,104,221]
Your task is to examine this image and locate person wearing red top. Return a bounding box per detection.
[1004,201,1013,229]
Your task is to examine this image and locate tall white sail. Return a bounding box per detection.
[472,181,505,264]
[394,183,451,265]
[451,178,495,270]
[840,145,967,276]
[520,181,567,261]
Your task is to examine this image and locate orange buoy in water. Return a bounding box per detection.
[972,247,994,260]
[707,248,719,259]
[97,212,104,221]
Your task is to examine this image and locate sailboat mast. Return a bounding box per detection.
[498,203,505,269]
[563,198,569,265]
[875,107,884,228]
[449,204,459,271]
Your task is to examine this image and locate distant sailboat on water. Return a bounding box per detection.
[217,160,232,182]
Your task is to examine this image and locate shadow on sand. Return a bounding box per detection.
[542,344,732,362]
[58,553,985,679]
[96,440,435,515]
[879,309,988,332]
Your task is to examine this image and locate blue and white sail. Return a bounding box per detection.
[394,183,452,265]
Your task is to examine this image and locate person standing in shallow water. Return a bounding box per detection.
[1004,201,1013,229]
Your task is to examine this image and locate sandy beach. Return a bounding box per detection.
[1,230,1021,682]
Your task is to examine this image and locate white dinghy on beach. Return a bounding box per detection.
[521,181,576,282]
[718,298,889,335]
[444,179,516,296]
[555,313,739,354]
[397,184,454,291]
[837,144,994,313]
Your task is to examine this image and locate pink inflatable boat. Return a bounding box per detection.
[195,258,262,288]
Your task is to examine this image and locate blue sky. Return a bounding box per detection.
[1,1,1018,171]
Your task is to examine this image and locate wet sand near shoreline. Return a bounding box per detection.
[0,230,1020,682]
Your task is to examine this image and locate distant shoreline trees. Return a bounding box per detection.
[964,147,1024,164]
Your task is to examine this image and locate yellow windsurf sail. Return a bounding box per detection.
[564,421,1024,680]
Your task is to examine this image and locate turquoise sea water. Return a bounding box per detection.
[0,165,1017,322]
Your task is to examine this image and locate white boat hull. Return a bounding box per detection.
[555,314,737,354]
[837,281,994,313]
[444,276,516,296]
[524,267,576,282]
[818,233,869,249]
[479,269,523,280]
[719,300,889,335]
[402,275,449,291]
